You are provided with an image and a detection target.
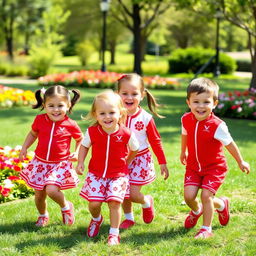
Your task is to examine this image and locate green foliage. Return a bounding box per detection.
[168,47,236,74]
[76,40,95,66]
[29,44,62,78]
[0,62,28,76]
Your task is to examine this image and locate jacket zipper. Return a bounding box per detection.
[102,135,110,178]
[195,121,201,172]
[46,122,55,161]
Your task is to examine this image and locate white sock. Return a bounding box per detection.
[39,212,49,217]
[109,227,119,236]
[201,225,212,233]
[93,215,102,222]
[192,205,202,215]
[216,198,225,211]
[125,212,134,221]
[142,195,151,208]
[61,204,70,211]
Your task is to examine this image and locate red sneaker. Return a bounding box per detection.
[184,206,203,229]
[35,216,49,227]
[142,195,154,224]
[194,228,213,239]
[87,215,104,238]
[120,219,135,229]
[62,201,75,225]
[108,234,120,245]
[216,197,230,226]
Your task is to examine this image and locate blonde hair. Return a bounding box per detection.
[187,77,219,101]
[117,73,164,118]
[84,90,127,126]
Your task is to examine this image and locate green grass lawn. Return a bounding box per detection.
[0,79,255,256]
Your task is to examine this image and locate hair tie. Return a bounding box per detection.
[41,87,46,95]
[117,74,127,81]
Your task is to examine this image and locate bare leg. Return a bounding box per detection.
[213,197,224,209]
[130,185,145,204]
[108,201,121,228]
[184,186,200,212]
[201,189,214,227]
[45,185,66,208]
[35,189,47,214]
[88,201,102,218]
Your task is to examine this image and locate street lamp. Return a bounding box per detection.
[213,8,223,77]
[100,0,110,72]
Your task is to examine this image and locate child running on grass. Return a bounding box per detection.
[117,73,169,229]
[76,90,139,245]
[19,85,83,227]
[180,77,250,239]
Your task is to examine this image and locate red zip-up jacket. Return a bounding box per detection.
[182,112,227,172]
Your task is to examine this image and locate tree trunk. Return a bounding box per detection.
[24,30,30,55]
[250,55,256,89]
[6,36,13,61]
[133,4,142,75]
[109,39,116,65]
[140,35,147,61]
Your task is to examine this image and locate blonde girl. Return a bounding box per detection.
[19,85,83,227]
[117,73,169,229]
[76,90,139,245]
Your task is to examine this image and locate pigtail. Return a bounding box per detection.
[69,89,81,113]
[145,89,165,118]
[32,89,44,110]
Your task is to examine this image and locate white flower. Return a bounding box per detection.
[15,145,22,151]
[237,107,242,113]
[3,179,15,189]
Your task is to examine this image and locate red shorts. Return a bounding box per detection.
[184,168,228,194]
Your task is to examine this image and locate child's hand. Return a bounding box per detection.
[160,164,169,180]
[76,163,84,175]
[180,152,187,165]
[19,148,27,162]
[239,161,250,174]
[69,152,78,162]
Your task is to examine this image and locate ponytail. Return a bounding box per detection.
[69,89,81,113]
[32,89,44,110]
[145,89,165,118]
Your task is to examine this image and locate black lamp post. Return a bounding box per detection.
[213,9,223,77]
[100,0,110,72]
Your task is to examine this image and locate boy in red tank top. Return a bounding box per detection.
[180,78,250,239]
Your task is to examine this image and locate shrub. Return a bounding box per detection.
[0,62,28,77]
[168,48,236,74]
[236,59,251,72]
[29,44,62,78]
[76,40,95,66]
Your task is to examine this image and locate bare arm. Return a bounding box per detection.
[126,150,138,166]
[75,145,89,175]
[180,134,187,165]
[225,141,250,174]
[69,137,83,162]
[19,130,38,161]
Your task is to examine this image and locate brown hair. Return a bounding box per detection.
[84,89,127,126]
[117,73,164,118]
[187,77,219,101]
[33,85,81,113]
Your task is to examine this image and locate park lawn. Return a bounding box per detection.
[0,80,255,256]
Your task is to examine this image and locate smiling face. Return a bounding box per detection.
[118,80,144,115]
[44,96,70,122]
[94,99,121,133]
[186,92,218,121]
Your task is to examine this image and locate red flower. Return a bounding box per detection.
[8,176,20,180]
[13,165,21,172]
[2,188,11,197]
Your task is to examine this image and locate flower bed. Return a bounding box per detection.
[214,89,256,119]
[0,146,34,203]
[38,70,180,90]
[0,85,35,108]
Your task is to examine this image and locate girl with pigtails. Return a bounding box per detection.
[117,73,169,229]
[19,85,83,227]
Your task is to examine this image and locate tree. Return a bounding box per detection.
[177,0,256,89]
[112,0,171,74]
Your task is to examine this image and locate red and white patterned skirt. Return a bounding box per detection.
[20,157,79,190]
[128,149,156,186]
